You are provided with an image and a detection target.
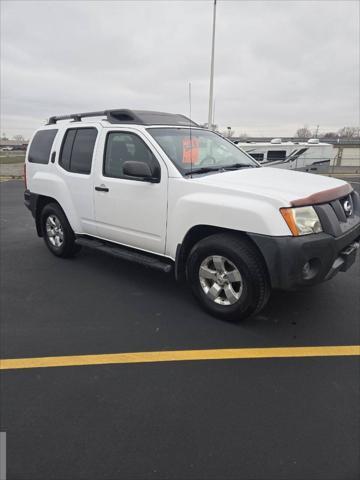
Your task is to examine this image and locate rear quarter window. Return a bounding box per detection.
[28,130,58,164]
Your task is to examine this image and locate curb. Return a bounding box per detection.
[0,175,24,181]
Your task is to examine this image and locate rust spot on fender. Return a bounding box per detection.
[290,183,353,207]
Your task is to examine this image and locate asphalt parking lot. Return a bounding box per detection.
[1,179,359,480]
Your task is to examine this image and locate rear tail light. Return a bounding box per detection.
[23,163,27,189]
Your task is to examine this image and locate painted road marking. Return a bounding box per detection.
[0,345,359,370]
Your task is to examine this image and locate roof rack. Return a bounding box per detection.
[47,109,199,127]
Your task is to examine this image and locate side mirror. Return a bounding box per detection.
[123,161,160,183]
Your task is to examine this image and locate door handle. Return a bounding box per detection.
[95,185,109,192]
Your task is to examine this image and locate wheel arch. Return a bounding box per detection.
[35,195,67,237]
[174,224,269,282]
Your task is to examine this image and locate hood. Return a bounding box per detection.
[191,167,351,206]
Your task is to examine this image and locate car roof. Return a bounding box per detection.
[46,109,199,127]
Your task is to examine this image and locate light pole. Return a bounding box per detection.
[208,0,217,130]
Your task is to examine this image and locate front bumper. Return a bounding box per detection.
[249,223,360,290]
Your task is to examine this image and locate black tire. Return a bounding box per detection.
[40,203,80,258]
[186,233,270,321]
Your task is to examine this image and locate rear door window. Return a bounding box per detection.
[59,129,76,171]
[28,129,58,164]
[59,128,97,174]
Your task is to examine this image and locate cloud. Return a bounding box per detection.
[1,0,359,138]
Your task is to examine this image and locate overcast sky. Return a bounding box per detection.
[1,0,359,138]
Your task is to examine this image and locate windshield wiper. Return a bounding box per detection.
[220,163,256,170]
[183,167,221,176]
[183,164,256,176]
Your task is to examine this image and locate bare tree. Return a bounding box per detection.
[321,132,338,139]
[337,127,359,138]
[13,134,25,142]
[295,127,312,138]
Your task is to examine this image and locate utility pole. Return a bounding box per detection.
[315,125,319,138]
[208,0,217,130]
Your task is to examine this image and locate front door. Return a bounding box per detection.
[93,129,168,255]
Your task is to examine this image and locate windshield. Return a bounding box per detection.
[147,128,258,175]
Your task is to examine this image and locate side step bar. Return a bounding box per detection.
[76,237,173,274]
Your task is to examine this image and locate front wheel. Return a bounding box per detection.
[187,233,270,321]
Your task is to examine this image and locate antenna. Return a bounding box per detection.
[212,97,216,129]
[208,0,217,130]
[189,82,193,178]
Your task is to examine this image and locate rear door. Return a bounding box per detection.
[56,126,99,235]
[93,128,168,255]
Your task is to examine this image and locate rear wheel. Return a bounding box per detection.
[41,203,80,258]
[187,233,270,321]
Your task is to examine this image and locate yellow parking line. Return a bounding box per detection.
[0,345,359,370]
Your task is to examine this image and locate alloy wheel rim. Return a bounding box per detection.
[199,255,243,306]
[45,214,64,248]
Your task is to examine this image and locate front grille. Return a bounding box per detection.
[314,190,360,237]
[331,193,355,223]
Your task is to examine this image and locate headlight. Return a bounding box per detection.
[280,206,323,236]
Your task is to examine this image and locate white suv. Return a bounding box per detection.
[24,109,360,320]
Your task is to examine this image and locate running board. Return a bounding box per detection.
[76,237,173,274]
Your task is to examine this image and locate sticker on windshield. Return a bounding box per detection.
[182,137,199,164]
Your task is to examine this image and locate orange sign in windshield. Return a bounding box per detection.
[182,137,199,164]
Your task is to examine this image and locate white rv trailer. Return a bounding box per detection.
[234,138,335,172]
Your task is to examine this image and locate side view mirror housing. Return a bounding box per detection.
[123,161,160,183]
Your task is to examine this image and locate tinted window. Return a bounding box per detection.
[249,153,264,162]
[266,150,287,162]
[59,128,97,174]
[28,129,58,164]
[59,129,76,171]
[104,132,159,179]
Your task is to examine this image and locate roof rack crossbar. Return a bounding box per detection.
[47,110,108,125]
